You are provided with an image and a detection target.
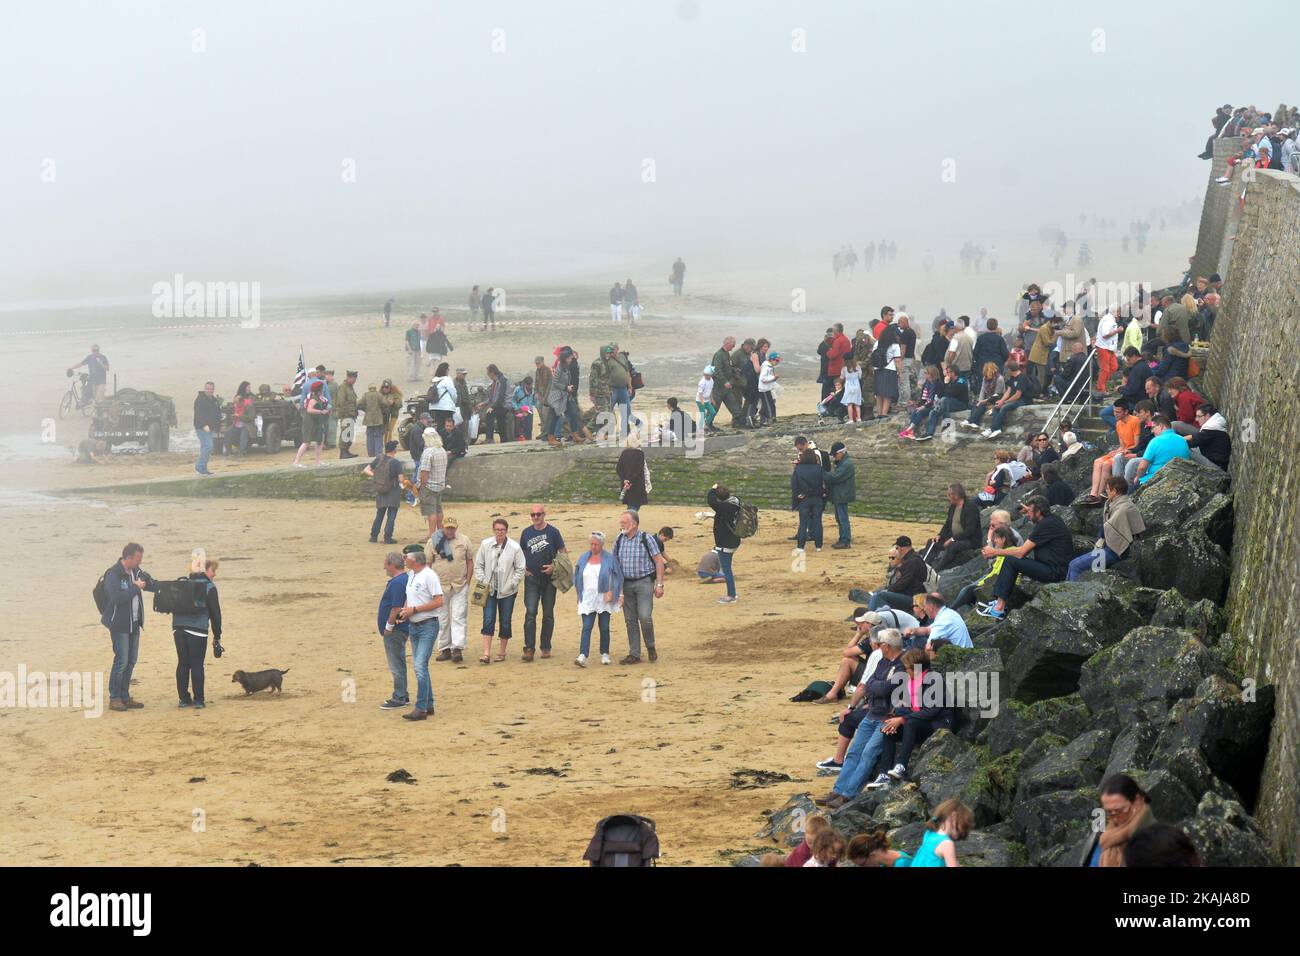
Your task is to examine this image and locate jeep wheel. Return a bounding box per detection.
[147,422,164,453]
[264,421,282,453]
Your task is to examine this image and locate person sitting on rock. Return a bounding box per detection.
[813,610,885,705]
[814,628,907,807]
[977,449,1030,508]
[1081,399,1141,505]
[1067,476,1145,581]
[866,535,929,611]
[784,813,831,867]
[902,592,971,648]
[952,526,1014,610]
[1041,462,1077,507]
[871,648,955,786]
[924,483,981,572]
[804,828,846,867]
[1132,414,1191,486]
[976,495,1074,620]
[848,829,914,867]
[1184,403,1231,471]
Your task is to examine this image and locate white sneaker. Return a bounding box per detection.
[815,757,843,772]
[886,763,907,781]
[979,429,991,438]
[718,595,738,604]
[864,773,892,790]
[986,429,1002,439]
[574,654,587,668]
[601,653,611,665]
[961,420,980,430]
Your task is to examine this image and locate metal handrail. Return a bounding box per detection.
[1042,344,1100,440]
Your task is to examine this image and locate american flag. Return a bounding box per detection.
[292,347,306,395]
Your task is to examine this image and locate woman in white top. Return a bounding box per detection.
[757,352,782,424]
[1095,307,1121,391]
[429,361,460,430]
[696,366,717,433]
[841,357,863,422]
[472,518,526,663]
[573,531,625,667]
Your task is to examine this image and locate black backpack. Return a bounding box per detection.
[92,564,116,615]
[582,814,660,867]
[153,577,209,615]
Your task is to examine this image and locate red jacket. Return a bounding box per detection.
[1173,389,1203,425]
[827,334,852,377]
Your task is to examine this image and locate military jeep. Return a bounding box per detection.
[89,388,178,453]
[222,386,304,454]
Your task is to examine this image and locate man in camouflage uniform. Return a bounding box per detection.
[380,380,404,446]
[532,356,553,441]
[710,336,746,427]
[359,383,386,457]
[589,351,612,418]
[334,370,359,459]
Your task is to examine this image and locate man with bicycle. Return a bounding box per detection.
[67,344,110,406]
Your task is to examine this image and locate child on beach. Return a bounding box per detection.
[841,356,863,422]
[696,365,718,433]
[803,829,846,867]
[784,813,831,867]
[847,830,913,867]
[912,797,974,867]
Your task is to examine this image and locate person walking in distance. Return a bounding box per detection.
[335,370,360,459]
[624,278,641,325]
[377,551,412,710]
[193,381,222,476]
[383,297,394,327]
[519,504,567,663]
[405,320,423,383]
[392,549,443,721]
[100,542,158,712]
[609,281,624,323]
[671,257,686,296]
[481,287,497,333]
[172,554,222,710]
[611,510,665,663]
[430,516,473,664]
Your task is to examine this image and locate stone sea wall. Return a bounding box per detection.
[1202,166,1300,865]
[1190,136,1242,283]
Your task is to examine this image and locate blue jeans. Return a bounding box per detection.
[1066,545,1122,581]
[966,401,992,427]
[796,499,824,549]
[407,618,437,712]
[986,399,1024,433]
[550,402,583,438]
[718,549,736,597]
[611,386,632,440]
[834,503,851,544]
[579,612,611,657]
[196,428,213,473]
[383,628,410,702]
[926,398,969,436]
[522,576,557,652]
[481,592,517,638]
[868,590,912,612]
[108,628,141,701]
[366,425,384,456]
[833,717,887,797]
[371,506,397,541]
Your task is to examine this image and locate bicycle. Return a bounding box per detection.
[60,372,95,419]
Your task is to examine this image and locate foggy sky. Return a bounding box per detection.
[2,0,1296,303]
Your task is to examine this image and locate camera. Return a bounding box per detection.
[213,640,224,659]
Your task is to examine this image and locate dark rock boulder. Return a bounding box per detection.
[1153,675,1275,809]
[1131,457,1231,535]
[1184,599,1227,648]
[754,793,819,846]
[1183,492,1234,552]
[1011,788,1096,867]
[955,829,1028,867]
[1179,793,1279,867]
[914,740,1018,828]
[1133,767,1202,823]
[1078,627,1227,726]
[987,694,1092,758]
[870,784,929,830]
[937,552,987,604]
[1015,728,1114,801]
[1103,721,1160,779]
[994,579,1146,703]
[932,645,1005,740]
[1128,530,1231,604]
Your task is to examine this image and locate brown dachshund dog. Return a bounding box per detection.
[231,668,290,695]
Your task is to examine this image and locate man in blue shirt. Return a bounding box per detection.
[378,551,411,710]
[519,504,567,663]
[902,593,972,649]
[1134,414,1191,485]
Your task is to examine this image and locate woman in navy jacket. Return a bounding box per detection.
[791,450,828,550]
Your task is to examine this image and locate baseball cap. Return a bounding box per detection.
[854,610,884,625]
[830,441,846,455]
[442,516,458,528]
[894,535,913,548]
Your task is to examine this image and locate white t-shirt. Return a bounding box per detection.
[405,566,444,623]
[1096,313,1119,351]
[696,376,714,403]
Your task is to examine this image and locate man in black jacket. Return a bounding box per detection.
[927,483,981,571]
[193,381,222,477]
[100,542,158,712]
[867,535,928,611]
[972,318,1010,374]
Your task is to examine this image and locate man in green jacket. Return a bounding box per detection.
[826,441,857,549]
[601,344,634,440]
[335,370,360,459]
[710,336,745,427]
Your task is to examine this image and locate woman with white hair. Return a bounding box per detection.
[573,531,623,667]
[616,428,650,511]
